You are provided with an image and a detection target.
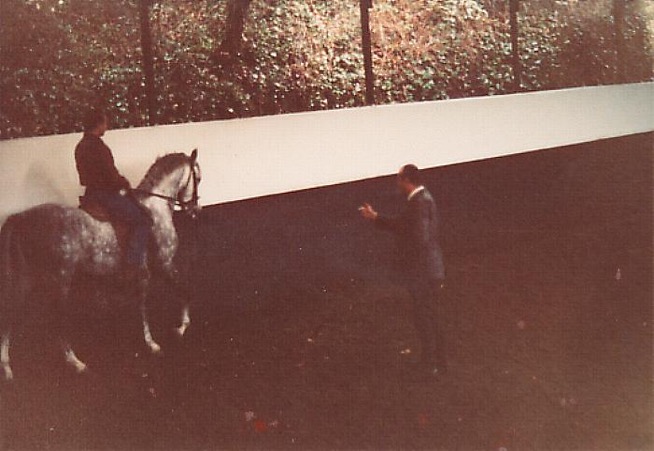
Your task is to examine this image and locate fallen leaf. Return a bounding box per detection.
[254,419,268,433]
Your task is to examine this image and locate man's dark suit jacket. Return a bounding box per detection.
[375,187,445,282]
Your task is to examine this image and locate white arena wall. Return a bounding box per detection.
[0,82,652,223]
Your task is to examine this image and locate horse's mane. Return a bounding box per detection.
[138,153,189,191]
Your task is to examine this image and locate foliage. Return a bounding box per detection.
[372,0,514,101]
[0,0,652,139]
[0,0,145,138]
[518,0,653,90]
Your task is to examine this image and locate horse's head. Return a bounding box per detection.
[136,149,202,219]
[176,149,202,219]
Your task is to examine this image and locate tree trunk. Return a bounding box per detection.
[360,0,374,105]
[613,0,626,83]
[222,0,252,57]
[509,0,521,92]
[139,0,156,125]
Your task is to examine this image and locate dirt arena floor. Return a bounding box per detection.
[0,133,651,450]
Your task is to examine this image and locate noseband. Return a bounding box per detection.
[175,160,200,211]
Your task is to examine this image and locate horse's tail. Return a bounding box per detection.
[0,215,28,332]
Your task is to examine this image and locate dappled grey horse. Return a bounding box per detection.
[0,150,201,380]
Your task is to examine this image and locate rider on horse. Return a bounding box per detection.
[75,108,152,281]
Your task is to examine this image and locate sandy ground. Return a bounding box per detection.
[0,133,651,450]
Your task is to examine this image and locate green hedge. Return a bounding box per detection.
[1,0,651,139]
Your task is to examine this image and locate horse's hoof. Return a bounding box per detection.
[149,342,162,355]
[2,367,14,382]
[175,324,189,337]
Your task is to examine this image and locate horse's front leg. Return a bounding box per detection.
[141,303,161,354]
[1,332,14,381]
[138,277,161,354]
[177,305,190,338]
[163,265,191,337]
[62,340,88,374]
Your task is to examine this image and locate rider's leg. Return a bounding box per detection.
[89,190,151,270]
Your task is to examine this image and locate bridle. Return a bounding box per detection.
[134,155,200,217]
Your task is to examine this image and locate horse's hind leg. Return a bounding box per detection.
[54,275,88,374]
[1,332,13,381]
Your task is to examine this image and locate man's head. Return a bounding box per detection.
[397,164,422,195]
[83,109,108,136]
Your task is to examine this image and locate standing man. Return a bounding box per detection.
[360,164,447,378]
[75,108,151,280]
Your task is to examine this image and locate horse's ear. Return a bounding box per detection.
[190,148,198,162]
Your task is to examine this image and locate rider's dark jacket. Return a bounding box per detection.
[75,133,130,192]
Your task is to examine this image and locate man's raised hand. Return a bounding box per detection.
[359,203,378,221]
